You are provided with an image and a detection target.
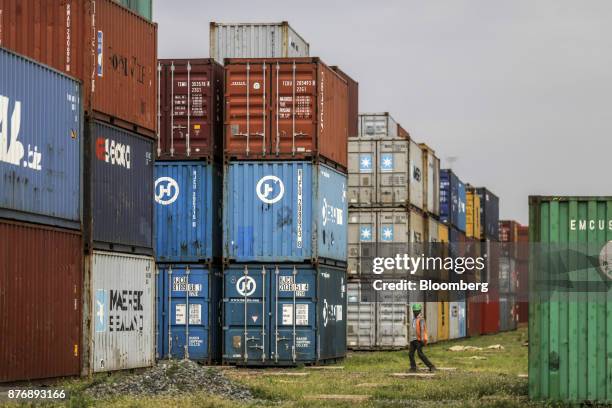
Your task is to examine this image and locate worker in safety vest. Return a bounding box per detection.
[409,303,436,372]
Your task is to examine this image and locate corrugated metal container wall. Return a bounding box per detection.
[419,144,440,216]
[348,209,409,277]
[347,138,410,207]
[437,300,450,340]
[408,139,423,210]
[465,190,481,239]
[438,223,449,243]
[157,59,224,160]
[357,113,399,139]
[449,300,466,339]
[0,0,158,133]
[529,196,612,404]
[425,302,439,343]
[330,66,358,138]
[347,282,376,349]
[428,218,439,242]
[0,220,82,382]
[480,291,500,335]
[223,264,346,365]
[90,251,155,373]
[155,162,221,262]
[440,169,466,232]
[517,225,529,324]
[499,294,517,332]
[88,121,154,252]
[0,47,82,229]
[224,161,348,263]
[410,210,426,243]
[467,295,482,337]
[499,257,517,293]
[346,282,409,350]
[477,188,500,241]
[224,58,348,169]
[210,22,310,64]
[156,264,222,362]
[112,0,153,20]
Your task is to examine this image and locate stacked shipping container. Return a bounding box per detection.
[219,27,348,366]
[0,0,158,380]
[347,113,443,350]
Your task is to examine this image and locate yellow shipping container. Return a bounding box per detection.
[466,190,481,239]
[437,299,450,341]
[438,223,449,243]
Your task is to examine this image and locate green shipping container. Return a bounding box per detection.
[529,196,612,404]
[113,0,152,20]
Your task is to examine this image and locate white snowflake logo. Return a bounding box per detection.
[382,227,393,240]
[360,227,372,240]
[360,157,371,168]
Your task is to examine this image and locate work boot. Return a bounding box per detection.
[408,367,417,373]
[429,366,437,372]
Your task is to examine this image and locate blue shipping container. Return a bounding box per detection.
[155,162,221,262]
[156,264,221,362]
[224,161,348,263]
[223,264,347,365]
[476,187,499,241]
[0,47,81,229]
[89,120,154,252]
[440,169,466,232]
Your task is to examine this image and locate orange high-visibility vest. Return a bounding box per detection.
[416,315,428,344]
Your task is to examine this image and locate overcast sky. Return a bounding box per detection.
[155,0,611,224]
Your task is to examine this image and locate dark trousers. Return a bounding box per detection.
[409,340,434,369]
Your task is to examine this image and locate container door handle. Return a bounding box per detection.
[186,62,191,157]
[156,63,161,157]
[261,266,266,362]
[275,62,280,156]
[185,266,190,360]
[243,265,249,363]
[170,62,175,156]
[274,266,279,363]
[262,62,267,156]
[291,61,296,157]
[292,266,297,363]
[168,266,173,359]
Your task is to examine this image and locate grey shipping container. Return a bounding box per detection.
[499,294,517,332]
[223,264,346,366]
[210,22,309,64]
[348,208,410,277]
[85,251,155,374]
[347,281,433,350]
[420,143,440,216]
[0,46,82,229]
[86,120,154,253]
[357,113,399,139]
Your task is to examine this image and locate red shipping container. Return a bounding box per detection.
[157,59,224,159]
[224,57,348,169]
[467,294,483,337]
[0,220,82,382]
[330,66,358,138]
[0,0,158,134]
[480,291,500,335]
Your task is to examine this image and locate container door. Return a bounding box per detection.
[270,266,317,363]
[377,290,409,348]
[225,62,270,157]
[164,266,210,360]
[437,300,450,340]
[161,61,217,158]
[347,282,376,349]
[348,140,376,206]
[377,140,409,205]
[224,265,269,363]
[270,62,317,157]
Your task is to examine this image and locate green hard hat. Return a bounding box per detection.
[412,303,422,312]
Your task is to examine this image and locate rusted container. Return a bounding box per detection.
[330,66,358,137]
[157,59,224,159]
[0,220,82,382]
[0,0,157,134]
[224,57,348,169]
[397,124,410,139]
